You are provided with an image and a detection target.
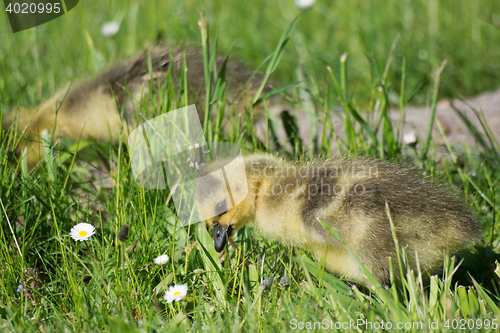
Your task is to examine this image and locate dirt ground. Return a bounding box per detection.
[88,88,500,187]
[393,88,500,148]
[259,87,500,153]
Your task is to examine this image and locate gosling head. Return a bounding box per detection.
[194,162,256,252]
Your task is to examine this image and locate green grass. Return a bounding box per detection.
[1,1,500,332]
[1,0,500,109]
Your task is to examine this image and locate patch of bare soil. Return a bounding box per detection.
[392,88,500,148]
[259,88,500,153]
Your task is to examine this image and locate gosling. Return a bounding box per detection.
[194,154,481,285]
[3,48,275,169]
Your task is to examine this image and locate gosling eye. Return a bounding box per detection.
[215,200,227,216]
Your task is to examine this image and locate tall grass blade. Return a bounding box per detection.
[253,16,298,104]
[422,60,447,159]
[195,222,227,308]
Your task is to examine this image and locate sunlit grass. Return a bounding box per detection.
[1,0,500,110]
[1,3,500,332]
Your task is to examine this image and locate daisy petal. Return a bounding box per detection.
[163,284,188,303]
[154,254,169,265]
[70,223,96,242]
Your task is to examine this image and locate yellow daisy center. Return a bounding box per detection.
[173,292,181,297]
[78,230,88,237]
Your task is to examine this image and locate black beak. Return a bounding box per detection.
[213,223,233,253]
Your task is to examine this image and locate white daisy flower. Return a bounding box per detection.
[163,284,188,303]
[295,0,315,9]
[403,131,418,146]
[70,223,95,242]
[101,21,120,37]
[154,254,169,265]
